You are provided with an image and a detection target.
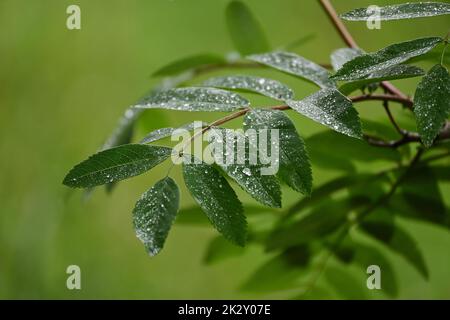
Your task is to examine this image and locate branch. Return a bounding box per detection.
[350,93,413,108]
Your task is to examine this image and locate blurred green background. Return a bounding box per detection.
[0,0,449,299]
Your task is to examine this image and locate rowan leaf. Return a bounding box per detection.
[226,1,270,55]
[341,2,450,21]
[248,51,336,88]
[330,48,364,71]
[206,128,282,208]
[332,37,442,81]
[63,144,171,188]
[340,64,425,95]
[133,177,180,256]
[243,110,312,195]
[133,87,249,112]
[203,75,293,101]
[183,158,247,246]
[287,88,363,139]
[414,64,450,147]
[361,221,429,279]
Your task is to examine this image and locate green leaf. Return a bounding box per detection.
[203,75,293,101]
[360,221,429,279]
[306,130,401,163]
[267,197,370,251]
[152,53,226,77]
[414,64,450,147]
[287,88,363,138]
[203,236,247,265]
[354,245,398,297]
[140,121,207,144]
[183,158,247,246]
[243,110,312,195]
[286,173,376,218]
[226,1,270,55]
[335,240,398,297]
[324,266,368,299]
[330,48,364,71]
[248,51,336,88]
[388,166,449,228]
[341,2,450,21]
[240,246,311,292]
[332,37,442,81]
[207,128,282,208]
[340,64,425,95]
[63,144,171,188]
[133,177,180,256]
[133,87,249,112]
[175,205,276,226]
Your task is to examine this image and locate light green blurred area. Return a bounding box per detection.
[0,0,449,299]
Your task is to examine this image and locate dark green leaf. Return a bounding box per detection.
[341,2,450,21]
[152,54,226,77]
[287,88,363,138]
[248,51,336,88]
[286,173,376,218]
[335,240,398,297]
[360,221,429,279]
[388,166,449,227]
[133,177,179,256]
[324,266,368,299]
[243,110,312,195]
[226,1,270,55]
[330,48,364,71]
[332,37,442,81]
[414,64,450,147]
[63,144,171,188]
[267,197,370,251]
[175,205,276,226]
[134,87,249,112]
[306,130,401,163]
[240,246,311,292]
[340,64,425,95]
[203,75,293,101]
[207,128,282,207]
[203,236,247,265]
[183,158,247,246]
